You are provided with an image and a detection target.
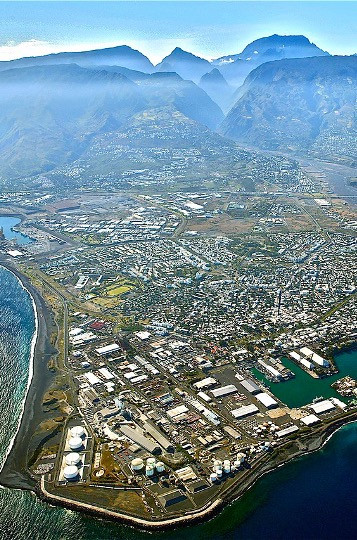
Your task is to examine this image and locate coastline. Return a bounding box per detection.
[37,412,357,532]
[0,260,356,531]
[0,265,38,472]
[0,260,56,490]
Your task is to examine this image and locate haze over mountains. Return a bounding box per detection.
[0,34,355,183]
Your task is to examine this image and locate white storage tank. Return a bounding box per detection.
[146,465,155,477]
[146,457,156,466]
[70,426,85,438]
[210,472,218,483]
[156,461,165,473]
[216,468,223,478]
[213,459,222,468]
[69,436,83,450]
[63,465,79,480]
[131,458,144,471]
[65,452,81,466]
[223,460,231,474]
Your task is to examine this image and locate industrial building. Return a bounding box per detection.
[211,384,238,398]
[158,489,187,508]
[255,392,278,409]
[310,399,335,414]
[240,378,261,394]
[120,425,161,454]
[257,359,282,379]
[300,347,330,367]
[143,422,175,453]
[301,414,320,426]
[289,351,314,370]
[276,425,299,438]
[95,343,120,355]
[231,404,259,419]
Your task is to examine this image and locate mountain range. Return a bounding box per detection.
[0,34,355,183]
[222,56,357,163]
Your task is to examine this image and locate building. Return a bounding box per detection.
[255,392,278,409]
[240,378,261,394]
[143,422,175,453]
[95,343,120,356]
[300,347,330,368]
[158,489,187,508]
[276,425,299,438]
[120,425,161,454]
[211,384,238,398]
[231,404,258,419]
[309,399,335,414]
[301,414,320,426]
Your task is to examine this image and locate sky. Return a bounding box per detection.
[0,1,355,64]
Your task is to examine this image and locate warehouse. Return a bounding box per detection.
[167,405,189,418]
[231,404,258,419]
[120,425,161,454]
[276,425,299,438]
[310,399,335,414]
[301,414,320,426]
[258,359,282,379]
[193,377,216,390]
[143,422,175,453]
[211,384,238,398]
[95,343,120,356]
[158,489,187,508]
[255,392,278,409]
[300,347,330,367]
[289,351,314,370]
[240,378,261,394]
[223,425,241,439]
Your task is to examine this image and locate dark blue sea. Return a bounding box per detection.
[0,264,356,540]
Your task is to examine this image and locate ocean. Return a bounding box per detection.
[0,264,356,540]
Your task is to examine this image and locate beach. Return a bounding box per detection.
[0,260,56,490]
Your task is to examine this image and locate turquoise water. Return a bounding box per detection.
[252,351,357,408]
[0,263,356,540]
[0,216,33,245]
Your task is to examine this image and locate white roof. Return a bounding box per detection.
[131,374,148,383]
[211,384,238,398]
[255,392,278,408]
[310,399,335,414]
[98,367,114,380]
[276,425,299,438]
[231,404,258,418]
[193,377,216,390]
[135,331,151,340]
[301,414,320,426]
[84,372,101,385]
[95,343,120,355]
[167,405,189,418]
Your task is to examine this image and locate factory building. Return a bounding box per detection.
[289,351,315,370]
[143,422,175,453]
[231,404,258,419]
[300,347,330,368]
[120,425,161,454]
[257,359,282,379]
[309,399,335,414]
[255,392,278,409]
[276,425,299,438]
[193,377,216,390]
[95,343,120,356]
[301,414,320,426]
[158,489,187,508]
[240,378,261,394]
[211,384,238,398]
